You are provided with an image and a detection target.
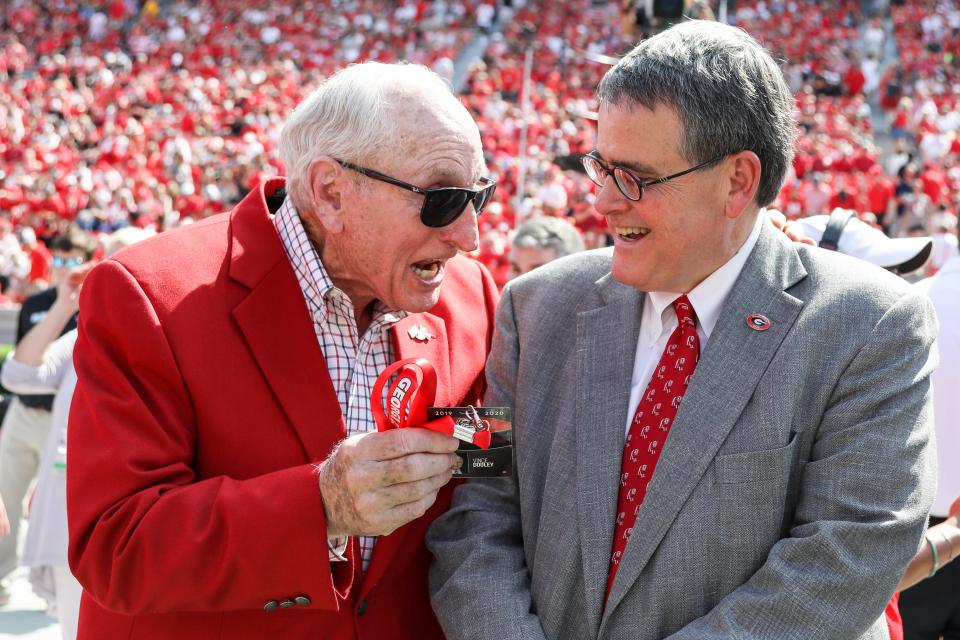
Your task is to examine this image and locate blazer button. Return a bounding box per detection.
[357,599,368,616]
[280,599,296,608]
[294,596,311,606]
[264,601,279,612]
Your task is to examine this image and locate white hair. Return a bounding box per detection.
[279,62,459,216]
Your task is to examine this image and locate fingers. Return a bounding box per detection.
[367,427,459,460]
[319,430,461,537]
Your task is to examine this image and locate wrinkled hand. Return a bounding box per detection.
[56,262,94,312]
[767,209,816,246]
[319,428,461,537]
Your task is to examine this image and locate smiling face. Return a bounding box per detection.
[311,97,485,315]
[594,101,748,293]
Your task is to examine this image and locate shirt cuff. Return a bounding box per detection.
[328,536,349,562]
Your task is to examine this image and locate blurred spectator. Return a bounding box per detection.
[509,215,585,278]
[901,221,960,640]
[0,226,94,603]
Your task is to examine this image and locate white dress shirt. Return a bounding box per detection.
[625,211,765,434]
[915,255,960,517]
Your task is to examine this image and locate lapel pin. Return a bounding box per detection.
[746,314,771,331]
[407,324,435,342]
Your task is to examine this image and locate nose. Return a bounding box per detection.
[592,175,628,218]
[439,204,479,253]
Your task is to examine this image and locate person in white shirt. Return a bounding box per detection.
[900,224,960,639]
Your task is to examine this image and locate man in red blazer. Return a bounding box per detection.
[67,62,499,639]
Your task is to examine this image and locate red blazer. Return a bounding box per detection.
[68,179,498,639]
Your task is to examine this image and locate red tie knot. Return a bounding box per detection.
[673,295,697,328]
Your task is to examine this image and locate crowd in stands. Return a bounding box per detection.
[0,0,958,298]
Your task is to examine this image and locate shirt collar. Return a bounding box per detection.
[645,209,765,339]
[274,196,406,326]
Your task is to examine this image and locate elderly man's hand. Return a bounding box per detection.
[767,208,816,246]
[319,428,461,537]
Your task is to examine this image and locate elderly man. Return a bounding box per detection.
[67,63,498,639]
[429,21,937,640]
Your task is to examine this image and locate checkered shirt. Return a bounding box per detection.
[274,197,406,572]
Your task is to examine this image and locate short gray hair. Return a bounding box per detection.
[512,217,586,258]
[279,62,457,215]
[597,20,796,207]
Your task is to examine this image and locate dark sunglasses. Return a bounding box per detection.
[52,256,84,268]
[581,151,726,201]
[337,160,497,228]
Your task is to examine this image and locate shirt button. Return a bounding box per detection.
[280,599,295,608]
[264,601,279,612]
[357,599,368,616]
[295,596,311,606]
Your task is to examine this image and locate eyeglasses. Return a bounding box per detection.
[52,256,84,268]
[337,160,497,228]
[581,152,726,201]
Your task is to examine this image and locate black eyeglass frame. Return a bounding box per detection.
[336,160,497,228]
[581,152,727,201]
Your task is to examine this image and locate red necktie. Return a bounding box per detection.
[605,295,700,601]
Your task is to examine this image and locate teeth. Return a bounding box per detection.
[411,261,442,280]
[616,227,650,238]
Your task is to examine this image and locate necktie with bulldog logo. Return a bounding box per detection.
[605,295,700,602]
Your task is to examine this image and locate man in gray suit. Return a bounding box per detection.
[428,20,938,639]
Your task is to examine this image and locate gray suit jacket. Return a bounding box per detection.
[428,222,938,639]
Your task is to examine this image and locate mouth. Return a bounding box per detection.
[410,259,446,285]
[614,226,651,242]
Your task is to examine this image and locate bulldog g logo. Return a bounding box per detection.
[637,463,648,478]
[648,440,659,455]
[620,472,629,487]
[640,425,650,439]
[623,527,633,541]
[663,379,674,394]
[686,335,696,349]
[658,417,670,431]
[646,388,656,403]
[616,511,625,526]
[652,402,662,416]
[626,487,638,502]
[612,550,622,565]
[671,394,683,409]
[666,343,677,357]
[634,411,644,422]
[629,448,640,463]
[657,364,667,380]
[675,356,686,370]
[684,374,693,386]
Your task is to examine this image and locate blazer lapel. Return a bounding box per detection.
[603,223,809,620]
[229,183,346,462]
[575,273,644,634]
[359,311,450,596]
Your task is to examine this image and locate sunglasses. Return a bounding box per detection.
[52,256,84,268]
[337,160,497,228]
[581,151,726,201]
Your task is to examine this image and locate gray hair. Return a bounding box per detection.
[597,20,796,207]
[279,62,457,215]
[512,217,586,258]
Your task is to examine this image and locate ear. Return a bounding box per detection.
[304,156,346,233]
[722,150,762,220]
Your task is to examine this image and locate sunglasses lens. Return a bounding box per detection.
[473,183,495,215]
[422,189,471,227]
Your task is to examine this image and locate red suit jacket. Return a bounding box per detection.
[68,179,498,639]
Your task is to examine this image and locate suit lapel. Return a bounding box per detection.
[359,312,450,596]
[229,181,346,462]
[575,273,644,634]
[603,223,809,620]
